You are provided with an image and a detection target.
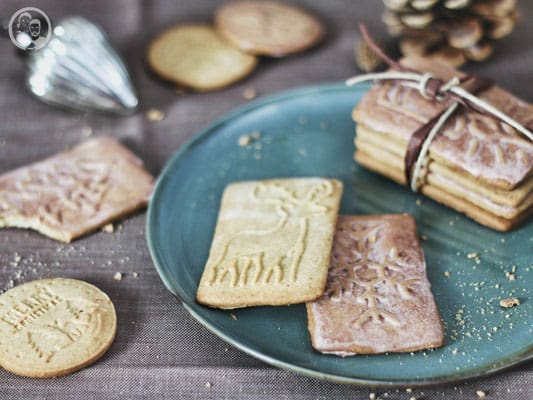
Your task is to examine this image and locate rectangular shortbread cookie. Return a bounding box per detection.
[307,214,444,355]
[196,178,343,309]
[0,136,154,242]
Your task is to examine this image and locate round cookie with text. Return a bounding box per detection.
[0,278,116,378]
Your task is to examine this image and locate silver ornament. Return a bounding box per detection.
[25,16,138,115]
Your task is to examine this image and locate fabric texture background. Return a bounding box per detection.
[0,1,531,398]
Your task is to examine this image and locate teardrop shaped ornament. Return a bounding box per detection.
[25,16,138,115]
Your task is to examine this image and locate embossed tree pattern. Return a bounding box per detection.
[377,82,532,171]
[441,110,531,168]
[326,222,420,328]
[27,299,94,363]
[0,158,113,226]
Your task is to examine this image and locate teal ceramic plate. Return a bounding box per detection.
[147,83,532,386]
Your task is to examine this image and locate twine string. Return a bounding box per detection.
[347,24,533,191]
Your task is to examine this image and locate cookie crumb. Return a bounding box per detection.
[250,131,261,140]
[369,393,376,400]
[467,252,478,259]
[508,273,516,281]
[420,234,427,241]
[205,382,212,389]
[102,223,114,233]
[406,388,413,393]
[113,272,123,281]
[81,126,93,137]
[146,108,166,121]
[238,131,261,147]
[499,298,519,308]
[230,313,237,320]
[415,199,422,206]
[238,135,251,146]
[444,271,451,277]
[242,87,257,100]
[476,390,487,398]
[132,272,139,278]
[409,397,416,400]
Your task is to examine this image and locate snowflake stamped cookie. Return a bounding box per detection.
[307,214,444,355]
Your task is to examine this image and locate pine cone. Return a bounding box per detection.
[382,0,520,67]
[355,37,385,72]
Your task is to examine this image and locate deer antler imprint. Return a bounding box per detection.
[209,181,334,287]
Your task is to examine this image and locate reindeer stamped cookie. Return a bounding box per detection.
[196,178,343,309]
[0,278,116,377]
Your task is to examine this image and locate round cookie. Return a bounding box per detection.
[215,1,325,57]
[0,278,116,378]
[147,24,257,91]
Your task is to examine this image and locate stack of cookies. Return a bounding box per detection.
[353,57,533,231]
[197,178,444,355]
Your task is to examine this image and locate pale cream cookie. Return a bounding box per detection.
[215,1,324,57]
[147,24,257,91]
[197,178,343,309]
[0,278,117,378]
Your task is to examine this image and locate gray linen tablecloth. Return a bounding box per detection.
[0,1,531,399]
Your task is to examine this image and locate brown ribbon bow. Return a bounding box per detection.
[358,23,496,187]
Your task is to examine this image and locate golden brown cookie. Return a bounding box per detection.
[0,136,154,242]
[197,178,343,309]
[147,24,257,91]
[215,1,324,57]
[0,278,116,378]
[355,149,533,232]
[351,56,533,231]
[307,214,444,355]
[355,123,533,207]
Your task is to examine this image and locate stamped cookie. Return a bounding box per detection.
[0,278,116,377]
[147,24,257,91]
[196,178,343,309]
[0,136,154,242]
[215,1,325,57]
[352,57,533,231]
[307,214,444,355]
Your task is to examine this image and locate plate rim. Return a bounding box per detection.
[146,82,533,387]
